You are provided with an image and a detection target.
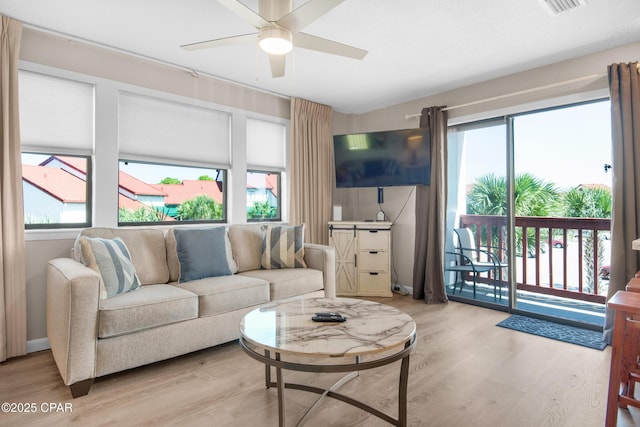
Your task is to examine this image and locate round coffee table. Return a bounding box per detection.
[239,297,416,426]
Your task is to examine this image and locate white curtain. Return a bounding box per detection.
[289,98,333,244]
[0,16,26,362]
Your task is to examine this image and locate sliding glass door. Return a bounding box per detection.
[511,101,611,326]
[445,99,611,326]
[446,119,509,308]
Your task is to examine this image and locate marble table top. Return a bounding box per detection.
[240,297,416,358]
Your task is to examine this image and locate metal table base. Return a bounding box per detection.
[240,336,416,427]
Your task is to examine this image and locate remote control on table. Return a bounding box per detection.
[311,312,347,322]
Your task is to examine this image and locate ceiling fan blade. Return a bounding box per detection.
[217,0,270,29]
[294,32,367,60]
[277,0,345,33]
[269,54,286,78]
[181,33,257,51]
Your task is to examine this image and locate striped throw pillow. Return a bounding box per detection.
[78,236,141,299]
[261,224,307,269]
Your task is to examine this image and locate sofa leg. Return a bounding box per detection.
[70,379,94,398]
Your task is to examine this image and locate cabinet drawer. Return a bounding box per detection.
[358,229,390,250]
[358,250,389,271]
[358,272,391,296]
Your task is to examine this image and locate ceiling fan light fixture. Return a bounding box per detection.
[259,27,293,55]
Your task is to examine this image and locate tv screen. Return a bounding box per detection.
[333,128,431,188]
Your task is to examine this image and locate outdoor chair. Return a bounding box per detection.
[445,227,508,300]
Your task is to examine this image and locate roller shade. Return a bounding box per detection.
[246,118,286,170]
[119,92,231,167]
[19,71,94,153]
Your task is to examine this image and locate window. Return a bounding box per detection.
[19,71,94,229]
[246,118,286,221]
[18,66,291,230]
[247,171,281,221]
[22,153,92,228]
[118,160,226,224]
[117,92,231,225]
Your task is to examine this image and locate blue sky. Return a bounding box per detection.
[463,100,612,190]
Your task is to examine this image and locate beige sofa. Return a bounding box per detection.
[46,224,336,397]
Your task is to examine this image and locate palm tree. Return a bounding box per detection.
[119,206,168,222]
[562,186,612,292]
[467,173,506,215]
[467,172,560,256]
[467,172,560,216]
[176,195,223,220]
[513,173,561,217]
[247,201,277,219]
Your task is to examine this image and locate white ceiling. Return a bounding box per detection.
[1,0,639,114]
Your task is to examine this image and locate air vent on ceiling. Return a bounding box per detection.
[538,0,587,16]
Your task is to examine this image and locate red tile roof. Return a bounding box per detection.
[43,156,166,197]
[246,172,278,197]
[25,157,275,212]
[42,155,87,174]
[119,171,167,196]
[22,165,86,203]
[118,194,145,210]
[152,180,223,204]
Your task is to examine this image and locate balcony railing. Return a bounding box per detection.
[458,214,610,304]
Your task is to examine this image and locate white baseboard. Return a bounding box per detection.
[27,337,50,353]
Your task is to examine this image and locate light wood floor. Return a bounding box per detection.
[1,295,638,427]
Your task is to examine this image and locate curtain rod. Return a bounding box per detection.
[404,72,607,119]
[20,21,291,101]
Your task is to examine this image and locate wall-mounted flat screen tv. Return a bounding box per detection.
[333,128,431,188]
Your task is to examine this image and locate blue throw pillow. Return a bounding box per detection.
[174,227,232,283]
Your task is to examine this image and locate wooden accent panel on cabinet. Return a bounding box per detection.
[329,221,392,297]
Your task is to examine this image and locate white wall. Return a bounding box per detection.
[23,182,63,223]
[332,41,640,291]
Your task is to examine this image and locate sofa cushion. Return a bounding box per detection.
[165,227,238,282]
[240,268,323,300]
[75,227,170,285]
[261,224,307,269]
[179,275,270,317]
[173,227,233,283]
[78,236,141,300]
[98,284,198,338]
[228,224,263,273]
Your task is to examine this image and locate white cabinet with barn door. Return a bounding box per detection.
[328,221,392,297]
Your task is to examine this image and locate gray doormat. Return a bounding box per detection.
[497,314,606,350]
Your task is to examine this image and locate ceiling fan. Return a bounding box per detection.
[181,0,367,78]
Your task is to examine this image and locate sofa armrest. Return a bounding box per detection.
[303,243,336,298]
[47,258,100,387]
